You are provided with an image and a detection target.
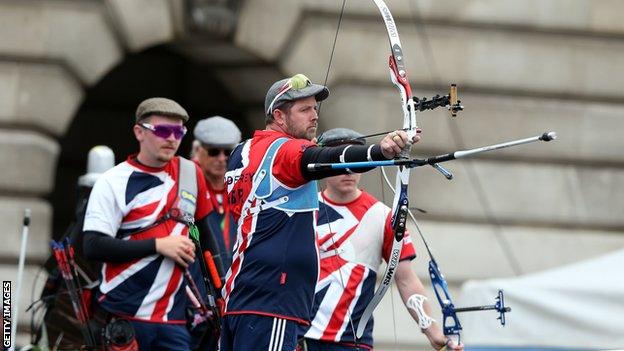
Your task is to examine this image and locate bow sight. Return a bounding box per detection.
[454,290,511,324]
[412,84,464,117]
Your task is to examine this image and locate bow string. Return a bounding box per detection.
[316,0,516,348]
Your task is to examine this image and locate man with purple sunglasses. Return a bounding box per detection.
[82,97,222,350]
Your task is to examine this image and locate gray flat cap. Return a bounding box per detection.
[194,116,241,147]
[317,128,365,147]
[265,73,329,116]
[135,97,189,122]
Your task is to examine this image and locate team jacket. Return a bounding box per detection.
[304,191,416,347]
[83,155,212,323]
[223,130,320,325]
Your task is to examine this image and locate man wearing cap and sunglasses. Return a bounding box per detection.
[186,116,241,350]
[192,116,241,271]
[83,97,221,350]
[221,74,420,351]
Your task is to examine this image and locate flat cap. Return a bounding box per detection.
[194,116,242,147]
[135,97,189,122]
[317,128,365,147]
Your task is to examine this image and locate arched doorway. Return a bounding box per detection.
[50,45,254,239]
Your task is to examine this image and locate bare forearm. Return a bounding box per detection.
[395,260,448,350]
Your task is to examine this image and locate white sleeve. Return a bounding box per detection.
[83,177,123,237]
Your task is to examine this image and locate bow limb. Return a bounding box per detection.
[372,0,418,141]
[378,167,464,344]
[355,0,417,339]
[429,259,461,341]
[355,170,410,338]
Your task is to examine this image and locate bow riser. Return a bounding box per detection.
[388,58,418,143]
[429,260,462,340]
[390,174,409,241]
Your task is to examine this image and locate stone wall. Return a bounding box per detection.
[2,0,623,349]
[0,0,181,346]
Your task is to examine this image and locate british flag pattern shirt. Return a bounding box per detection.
[83,155,212,323]
[304,191,416,347]
[223,130,320,325]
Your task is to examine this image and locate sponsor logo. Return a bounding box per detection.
[381,7,398,37]
[181,190,196,204]
[225,173,254,185]
[382,250,400,285]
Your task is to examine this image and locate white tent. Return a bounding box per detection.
[457,249,624,350]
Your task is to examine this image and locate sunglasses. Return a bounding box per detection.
[203,146,233,157]
[139,123,187,140]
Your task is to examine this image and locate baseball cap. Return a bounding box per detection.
[265,74,330,116]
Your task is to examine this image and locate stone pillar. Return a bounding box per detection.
[0,0,124,346]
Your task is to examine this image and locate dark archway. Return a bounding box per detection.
[50,45,253,238]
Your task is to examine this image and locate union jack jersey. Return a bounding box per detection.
[223,130,320,325]
[304,191,416,347]
[83,155,212,323]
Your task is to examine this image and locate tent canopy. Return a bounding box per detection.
[458,249,624,350]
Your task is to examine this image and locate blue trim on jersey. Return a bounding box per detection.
[125,171,164,204]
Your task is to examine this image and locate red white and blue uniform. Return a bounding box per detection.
[83,155,212,323]
[304,191,416,349]
[223,130,320,324]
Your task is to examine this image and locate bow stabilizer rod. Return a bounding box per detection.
[307,131,557,172]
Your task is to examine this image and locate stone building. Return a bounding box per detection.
[2,0,623,349]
